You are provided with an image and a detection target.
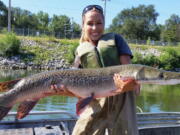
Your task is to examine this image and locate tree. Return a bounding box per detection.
[49,15,71,38]
[12,8,38,29]
[36,11,49,31]
[71,21,81,38]
[148,24,162,40]
[108,5,159,40]
[0,2,81,38]
[0,0,8,27]
[161,14,180,42]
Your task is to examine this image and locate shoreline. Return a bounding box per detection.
[0,56,71,70]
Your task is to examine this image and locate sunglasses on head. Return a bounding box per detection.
[82,5,103,16]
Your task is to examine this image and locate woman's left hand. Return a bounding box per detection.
[50,84,75,97]
[113,74,140,96]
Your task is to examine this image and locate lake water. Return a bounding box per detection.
[0,69,180,120]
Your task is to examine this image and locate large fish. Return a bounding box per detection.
[0,64,179,120]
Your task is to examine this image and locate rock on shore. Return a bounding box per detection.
[0,38,71,70]
[0,56,70,70]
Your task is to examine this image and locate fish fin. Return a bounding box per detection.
[76,93,94,115]
[16,100,39,119]
[0,106,12,120]
[0,78,21,92]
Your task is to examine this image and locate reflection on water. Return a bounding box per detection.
[0,69,180,118]
[0,69,77,119]
[0,69,41,82]
[136,84,180,112]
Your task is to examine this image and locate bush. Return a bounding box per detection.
[143,54,160,67]
[66,42,79,63]
[132,53,160,68]
[0,28,8,34]
[0,33,20,57]
[159,48,180,70]
[146,37,151,45]
[0,33,21,57]
[60,39,79,63]
[132,52,144,64]
[132,48,180,71]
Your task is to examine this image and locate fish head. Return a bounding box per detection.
[135,66,180,85]
[160,71,180,85]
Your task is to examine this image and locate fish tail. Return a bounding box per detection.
[0,106,12,120]
[16,100,39,119]
[0,79,21,92]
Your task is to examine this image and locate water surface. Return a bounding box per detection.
[0,69,179,120]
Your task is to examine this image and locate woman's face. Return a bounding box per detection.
[82,10,104,45]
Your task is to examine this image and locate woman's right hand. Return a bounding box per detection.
[113,74,140,95]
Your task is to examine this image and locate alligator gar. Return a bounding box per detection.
[0,64,179,120]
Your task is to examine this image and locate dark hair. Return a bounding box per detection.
[82,5,103,16]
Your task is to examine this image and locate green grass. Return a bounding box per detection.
[0,33,21,57]
[20,37,180,70]
[0,33,179,70]
[129,43,180,52]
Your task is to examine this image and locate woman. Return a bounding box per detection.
[71,5,140,135]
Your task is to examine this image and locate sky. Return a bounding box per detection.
[1,0,180,28]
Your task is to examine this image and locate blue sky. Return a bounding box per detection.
[2,0,180,28]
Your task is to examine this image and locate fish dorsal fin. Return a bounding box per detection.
[0,78,21,92]
[16,100,39,119]
[76,93,94,115]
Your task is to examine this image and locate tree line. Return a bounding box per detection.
[0,1,81,38]
[0,1,180,42]
[107,4,180,42]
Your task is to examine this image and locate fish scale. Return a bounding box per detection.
[0,64,179,120]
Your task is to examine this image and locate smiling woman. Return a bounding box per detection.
[71,4,140,135]
[80,5,104,45]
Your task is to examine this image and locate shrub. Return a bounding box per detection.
[0,28,8,34]
[66,42,79,63]
[146,37,151,45]
[132,48,180,71]
[0,33,20,57]
[143,54,160,67]
[132,52,144,64]
[60,39,79,63]
[159,48,180,70]
[132,53,160,67]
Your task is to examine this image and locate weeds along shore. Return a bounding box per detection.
[0,33,179,71]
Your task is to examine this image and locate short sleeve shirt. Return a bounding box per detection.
[115,34,133,58]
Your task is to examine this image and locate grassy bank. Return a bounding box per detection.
[129,44,180,71]
[0,33,179,71]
